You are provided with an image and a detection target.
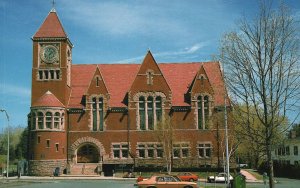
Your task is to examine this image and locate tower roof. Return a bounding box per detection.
[32,91,65,107]
[33,9,67,38]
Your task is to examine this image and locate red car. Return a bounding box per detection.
[177,172,199,182]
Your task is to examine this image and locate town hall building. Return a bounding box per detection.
[28,8,232,176]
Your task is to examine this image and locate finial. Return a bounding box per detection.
[50,0,56,12]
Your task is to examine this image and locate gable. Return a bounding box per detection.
[129,51,171,97]
[190,65,214,96]
[86,66,108,96]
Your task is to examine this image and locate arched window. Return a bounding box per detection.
[99,98,103,131]
[156,96,162,122]
[92,97,97,131]
[204,96,209,128]
[197,96,203,129]
[37,112,44,129]
[61,113,64,128]
[197,95,210,129]
[46,112,52,129]
[147,96,154,130]
[139,96,146,130]
[54,112,60,129]
[32,112,36,130]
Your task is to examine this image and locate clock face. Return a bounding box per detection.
[41,45,58,63]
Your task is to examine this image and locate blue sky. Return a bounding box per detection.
[0,0,299,130]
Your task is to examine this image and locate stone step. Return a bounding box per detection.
[70,163,100,175]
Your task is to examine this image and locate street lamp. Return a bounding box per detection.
[0,109,9,178]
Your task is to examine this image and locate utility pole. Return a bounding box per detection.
[224,93,230,187]
[0,109,10,178]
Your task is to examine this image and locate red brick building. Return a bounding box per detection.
[28,9,231,176]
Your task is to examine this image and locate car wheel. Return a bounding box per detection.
[147,186,156,188]
[183,186,193,188]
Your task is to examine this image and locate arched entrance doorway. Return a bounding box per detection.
[77,144,99,163]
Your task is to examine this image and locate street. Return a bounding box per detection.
[1,178,300,188]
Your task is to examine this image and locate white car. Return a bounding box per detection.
[207,173,233,183]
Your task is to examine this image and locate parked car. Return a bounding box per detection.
[207,173,233,183]
[137,175,198,188]
[177,172,199,182]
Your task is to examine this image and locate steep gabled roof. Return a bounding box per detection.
[68,61,227,108]
[33,10,67,38]
[32,91,64,107]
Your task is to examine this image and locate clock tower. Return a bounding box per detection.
[31,8,72,106]
[28,8,72,175]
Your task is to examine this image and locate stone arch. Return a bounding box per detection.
[70,137,105,164]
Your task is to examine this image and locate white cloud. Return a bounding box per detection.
[113,42,207,64]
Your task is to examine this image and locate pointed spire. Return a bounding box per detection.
[50,0,56,12]
[33,7,67,38]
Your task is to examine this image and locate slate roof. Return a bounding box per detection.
[68,62,227,108]
[33,10,67,38]
[32,91,65,107]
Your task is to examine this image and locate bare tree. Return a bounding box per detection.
[221,1,300,187]
[156,116,174,174]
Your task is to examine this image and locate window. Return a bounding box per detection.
[138,144,146,158]
[157,144,163,158]
[137,143,164,158]
[32,110,64,130]
[198,143,212,158]
[197,95,210,129]
[96,76,100,87]
[147,96,154,130]
[156,96,162,121]
[54,112,60,129]
[46,139,50,148]
[37,69,60,81]
[32,112,36,130]
[37,112,44,129]
[182,143,190,158]
[139,96,146,130]
[46,112,52,129]
[146,70,154,85]
[138,94,164,130]
[197,96,203,129]
[294,146,298,156]
[112,143,129,159]
[92,97,104,131]
[173,144,180,158]
[55,143,59,152]
[173,143,190,158]
[148,144,155,158]
[92,97,97,131]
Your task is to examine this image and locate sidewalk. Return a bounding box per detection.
[1,175,136,180]
[240,169,263,183]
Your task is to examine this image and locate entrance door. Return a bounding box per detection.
[77,144,99,163]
